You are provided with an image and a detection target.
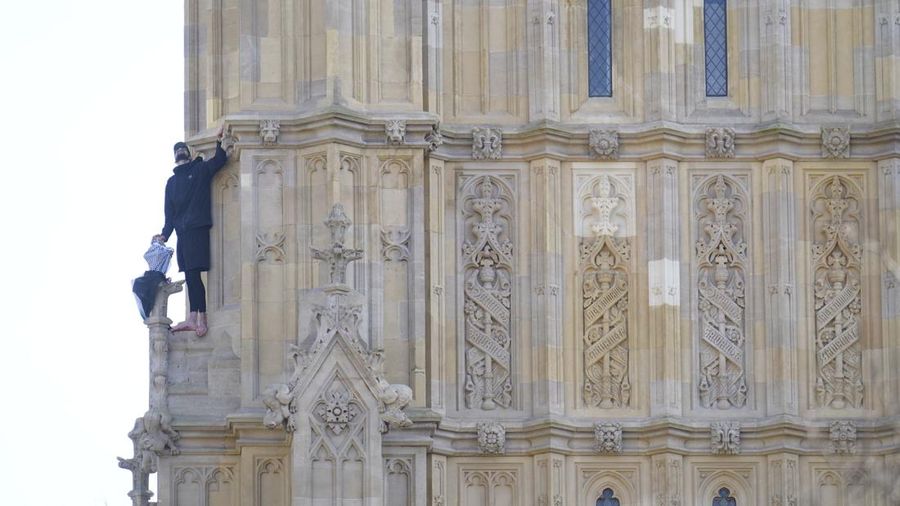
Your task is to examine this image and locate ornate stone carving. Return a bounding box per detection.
[381,226,411,262]
[461,176,514,410]
[377,377,413,432]
[386,119,406,144]
[477,421,506,454]
[705,128,736,159]
[117,418,154,506]
[311,204,364,285]
[810,177,864,409]
[821,127,850,159]
[579,175,631,408]
[262,383,295,431]
[710,421,741,455]
[593,422,624,454]
[472,127,502,160]
[589,129,619,159]
[426,123,444,152]
[132,407,181,474]
[260,119,280,145]
[695,175,749,409]
[830,420,857,454]
[256,232,286,263]
[315,386,360,435]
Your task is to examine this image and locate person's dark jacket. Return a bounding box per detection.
[161,142,227,240]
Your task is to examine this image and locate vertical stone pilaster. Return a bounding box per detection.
[429,454,447,506]
[767,453,799,506]
[760,0,792,120]
[877,158,900,415]
[646,158,682,416]
[530,158,564,415]
[426,157,447,413]
[875,4,900,119]
[645,0,676,121]
[761,158,799,416]
[527,0,561,122]
[424,0,443,115]
[534,453,565,506]
[651,453,683,506]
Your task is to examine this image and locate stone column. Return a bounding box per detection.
[534,452,565,506]
[877,158,900,415]
[760,0,792,121]
[530,158,565,415]
[646,158,682,416]
[767,453,799,506]
[526,0,561,122]
[644,0,676,121]
[426,157,447,413]
[651,453,683,506]
[761,158,799,416]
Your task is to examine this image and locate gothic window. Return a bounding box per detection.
[587,0,613,97]
[597,488,620,506]
[703,0,728,97]
[712,488,736,506]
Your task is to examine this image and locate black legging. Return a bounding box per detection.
[185,269,207,312]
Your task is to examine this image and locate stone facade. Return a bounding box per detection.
[121,1,900,504]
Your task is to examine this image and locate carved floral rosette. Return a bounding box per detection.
[461,176,514,410]
[695,175,749,409]
[578,174,632,408]
[810,176,864,409]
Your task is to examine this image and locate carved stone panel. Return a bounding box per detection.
[593,422,624,454]
[461,469,519,506]
[472,127,502,160]
[705,128,736,159]
[477,421,507,454]
[710,421,742,455]
[460,176,515,410]
[694,175,749,409]
[821,127,850,158]
[829,420,857,454]
[578,174,632,408]
[809,176,864,409]
[589,129,620,159]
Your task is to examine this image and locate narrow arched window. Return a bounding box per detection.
[596,488,620,506]
[703,0,728,96]
[587,0,613,97]
[712,487,737,506]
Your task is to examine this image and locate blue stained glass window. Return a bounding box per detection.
[588,0,613,97]
[712,488,737,506]
[704,0,728,97]
[597,488,620,506]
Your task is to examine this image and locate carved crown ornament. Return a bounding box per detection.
[262,204,413,435]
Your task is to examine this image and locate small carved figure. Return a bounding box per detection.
[377,376,413,432]
[135,408,180,474]
[263,383,295,432]
[385,119,406,145]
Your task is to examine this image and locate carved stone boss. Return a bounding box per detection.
[811,176,864,409]
[472,127,502,160]
[695,175,749,409]
[710,421,741,455]
[593,422,624,454]
[462,176,514,410]
[706,128,736,159]
[579,175,631,408]
[477,421,507,454]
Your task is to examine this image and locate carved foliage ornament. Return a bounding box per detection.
[593,422,624,454]
[710,421,741,455]
[705,128,735,159]
[426,123,444,152]
[260,120,280,145]
[580,175,631,408]
[315,386,359,435]
[821,127,850,159]
[589,129,619,159]
[472,127,502,160]
[811,177,864,409]
[830,420,857,454]
[462,176,514,410]
[477,421,506,454]
[695,175,749,409]
[386,119,406,145]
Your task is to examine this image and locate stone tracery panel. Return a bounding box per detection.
[694,174,750,409]
[577,174,633,408]
[809,175,865,409]
[459,175,515,410]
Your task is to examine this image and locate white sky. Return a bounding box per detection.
[0,2,185,504]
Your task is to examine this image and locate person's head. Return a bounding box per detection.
[173,142,191,163]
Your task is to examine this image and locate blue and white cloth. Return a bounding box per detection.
[144,239,174,273]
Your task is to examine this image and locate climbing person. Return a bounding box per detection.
[153,124,227,337]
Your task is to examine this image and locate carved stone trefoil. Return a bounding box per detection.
[461,176,514,410]
[705,128,735,159]
[386,119,406,145]
[426,123,444,152]
[579,175,632,408]
[260,119,280,145]
[710,421,741,455]
[593,422,624,454]
[589,129,619,159]
[830,420,857,454]
[315,387,360,435]
[695,175,749,409]
[821,127,850,159]
[477,421,506,454]
[472,127,502,160]
[810,177,864,409]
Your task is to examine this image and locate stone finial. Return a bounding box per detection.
[830,420,857,454]
[117,417,155,506]
[477,421,506,454]
[386,119,406,145]
[710,421,741,455]
[593,422,623,454]
[589,129,619,159]
[426,123,444,152]
[705,127,736,159]
[822,127,850,158]
[472,127,502,160]
[260,120,280,145]
[311,204,364,285]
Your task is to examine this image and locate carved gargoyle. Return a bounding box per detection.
[377,376,413,432]
[135,407,180,474]
[263,383,296,432]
